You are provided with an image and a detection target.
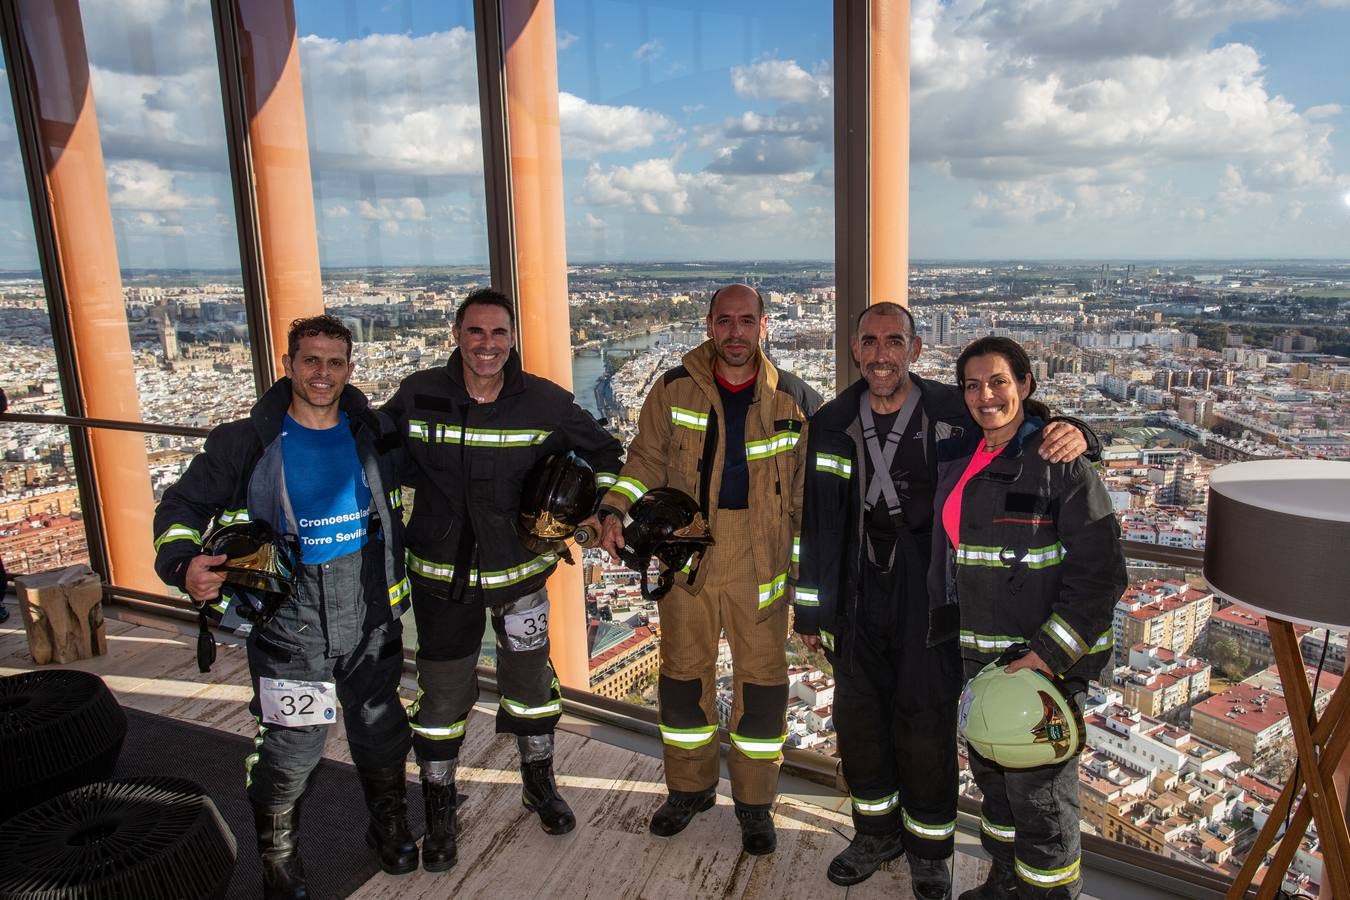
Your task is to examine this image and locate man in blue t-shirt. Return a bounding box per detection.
[154,316,417,897]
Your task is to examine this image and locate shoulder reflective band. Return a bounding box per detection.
[815,452,853,479]
[670,407,709,431]
[1015,856,1080,889]
[982,817,1016,843]
[154,524,202,551]
[659,723,717,749]
[758,571,787,609]
[610,475,648,504]
[406,419,551,447]
[745,431,799,461]
[959,630,1026,653]
[730,732,786,759]
[903,809,956,839]
[852,791,899,815]
[794,587,819,607]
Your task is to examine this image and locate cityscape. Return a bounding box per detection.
[2,257,1349,893]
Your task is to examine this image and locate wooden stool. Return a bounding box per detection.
[14,564,106,665]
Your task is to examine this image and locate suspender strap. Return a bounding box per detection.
[860,386,920,515]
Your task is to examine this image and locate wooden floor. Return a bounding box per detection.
[1,612,1089,900]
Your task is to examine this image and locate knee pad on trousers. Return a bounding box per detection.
[411,653,479,726]
[658,675,709,728]
[735,682,788,737]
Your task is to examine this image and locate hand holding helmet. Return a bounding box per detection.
[516,451,601,564]
[612,487,714,601]
[958,659,1085,769]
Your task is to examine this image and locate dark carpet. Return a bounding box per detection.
[116,707,424,899]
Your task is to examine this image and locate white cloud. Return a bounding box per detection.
[633,40,663,63]
[558,92,675,157]
[583,159,801,220]
[730,60,830,105]
[910,0,1343,234]
[357,198,429,222]
[557,30,579,50]
[105,160,208,211]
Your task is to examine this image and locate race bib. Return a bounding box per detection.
[259,676,337,727]
[503,600,549,652]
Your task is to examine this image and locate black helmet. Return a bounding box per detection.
[516,451,599,564]
[202,520,298,622]
[617,487,714,600]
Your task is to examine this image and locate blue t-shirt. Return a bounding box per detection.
[282,412,371,564]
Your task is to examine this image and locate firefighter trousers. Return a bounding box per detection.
[245,543,411,806]
[407,583,562,762]
[965,661,1085,899]
[657,508,789,806]
[831,546,960,859]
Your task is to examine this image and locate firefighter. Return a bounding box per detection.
[154,315,416,899]
[594,284,821,855]
[383,288,622,871]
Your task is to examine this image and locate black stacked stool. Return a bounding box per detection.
[0,669,126,822]
[0,776,237,899]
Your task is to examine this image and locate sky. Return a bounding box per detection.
[1,0,1348,270]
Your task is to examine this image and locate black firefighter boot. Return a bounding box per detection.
[518,735,576,835]
[251,801,308,900]
[958,859,1018,900]
[420,758,458,872]
[358,766,420,875]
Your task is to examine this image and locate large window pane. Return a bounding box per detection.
[294,0,491,405]
[0,56,85,578]
[81,0,253,429]
[553,3,837,720]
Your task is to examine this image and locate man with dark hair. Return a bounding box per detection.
[795,303,1093,898]
[154,314,418,898]
[384,287,622,871]
[595,283,821,856]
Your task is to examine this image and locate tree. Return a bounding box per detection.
[1207,635,1250,681]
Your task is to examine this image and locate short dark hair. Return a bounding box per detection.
[955,335,1051,420]
[856,301,917,338]
[455,287,515,328]
[287,314,353,360]
[707,284,765,316]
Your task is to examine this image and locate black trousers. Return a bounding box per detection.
[407,582,561,762]
[831,537,961,859]
[964,659,1085,899]
[246,542,410,806]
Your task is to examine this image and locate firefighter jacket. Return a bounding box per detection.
[794,374,969,661]
[599,340,820,609]
[384,347,622,606]
[153,379,411,621]
[927,417,1127,683]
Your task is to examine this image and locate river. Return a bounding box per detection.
[570,329,701,417]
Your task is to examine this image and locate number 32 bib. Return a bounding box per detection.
[260,677,338,727]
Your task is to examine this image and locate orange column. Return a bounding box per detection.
[500,0,589,690]
[18,0,158,591]
[235,0,325,372]
[870,0,910,307]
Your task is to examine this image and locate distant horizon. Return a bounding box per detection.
[2,256,1350,280]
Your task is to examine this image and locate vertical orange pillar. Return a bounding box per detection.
[18,0,158,591]
[500,0,589,690]
[235,0,325,371]
[870,0,909,307]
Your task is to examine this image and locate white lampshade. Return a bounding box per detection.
[1204,460,1350,630]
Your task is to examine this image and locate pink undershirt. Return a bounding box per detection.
[941,440,1002,549]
